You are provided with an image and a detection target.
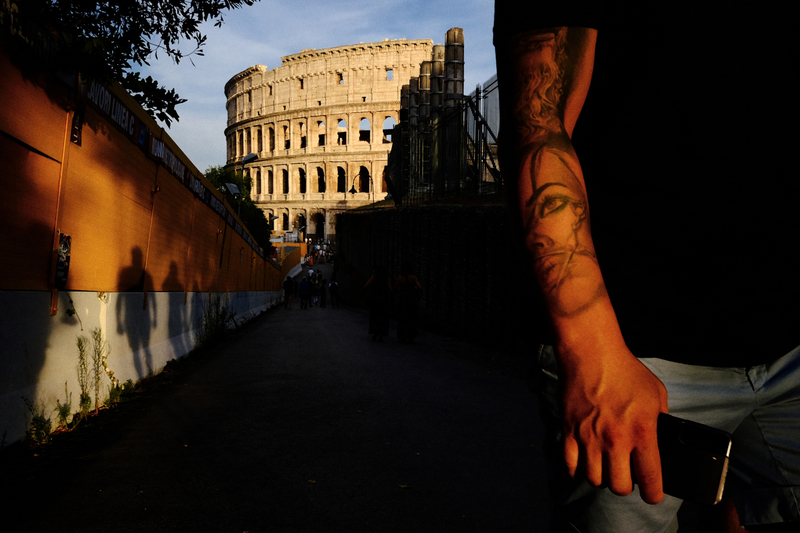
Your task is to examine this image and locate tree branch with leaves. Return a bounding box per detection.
[205,165,274,255]
[1,0,258,126]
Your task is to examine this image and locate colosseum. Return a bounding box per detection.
[224,38,434,240]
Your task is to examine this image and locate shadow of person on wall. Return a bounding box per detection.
[163,261,189,360]
[116,247,157,378]
[0,219,60,441]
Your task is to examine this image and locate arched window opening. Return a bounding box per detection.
[317,167,326,193]
[256,169,262,195]
[282,212,288,231]
[359,166,370,193]
[296,213,306,237]
[238,131,244,157]
[317,121,325,146]
[299,168,307,194]
[312,212,325,238]
[257,127,263,152]
[269,127,275,151]
[282,169,289,193]
[268,170,274,194]
[283,125,290,149]
[337,119,347,145]
[359,118,371,143]
[337,167,346,192]
[382,117,396,143]
[300,122,307,149]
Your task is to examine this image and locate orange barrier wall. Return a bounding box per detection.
[1,41,294,446]
[0,41,281,298]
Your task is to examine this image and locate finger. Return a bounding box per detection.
[631,439,664,504]
[605,448,634,496]
[580,440,604,488]
[563,434,579,478]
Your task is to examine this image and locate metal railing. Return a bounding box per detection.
[387,74,501,206]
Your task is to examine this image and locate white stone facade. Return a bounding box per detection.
[224,38,434,238]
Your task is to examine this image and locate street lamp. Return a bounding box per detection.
[349,169,370,195]
[224,182,242,216]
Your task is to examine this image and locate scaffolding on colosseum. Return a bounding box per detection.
[386,29,501,206]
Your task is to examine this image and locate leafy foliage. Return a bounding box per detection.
[22,397,52,448]
[205,165,274,254]
[90,328,109,414]
[1,0,258,126]
[54,383,73,429]
[194,294,236,347]
[76,335,92,419]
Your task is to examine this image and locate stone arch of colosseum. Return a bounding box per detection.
[224,37,433,241]
[292,210,307,234]
[309,209,327,239]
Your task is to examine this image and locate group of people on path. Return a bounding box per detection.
[282,269,339,310]
[303,238,333,267]
[282,259,423,344]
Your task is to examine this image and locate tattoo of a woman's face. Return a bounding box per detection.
[523,147,596,293]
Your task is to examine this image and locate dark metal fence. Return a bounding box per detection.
[387,74,501,206]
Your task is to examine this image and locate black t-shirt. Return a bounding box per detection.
[495,2,800,366]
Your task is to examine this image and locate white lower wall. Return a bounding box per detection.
[0,288,282,446]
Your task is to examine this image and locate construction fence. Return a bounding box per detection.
[0,38,289,445]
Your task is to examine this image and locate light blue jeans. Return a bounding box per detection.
[533,343,800,533]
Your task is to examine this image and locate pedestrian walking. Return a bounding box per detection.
[328,276,340,308]
[395,262,422,343]
[320,278,328,308]
[362,265,392,342]
[310,276,319,306]
[298,277,310,310]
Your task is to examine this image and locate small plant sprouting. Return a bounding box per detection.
[54,382,73,430]
[103,378,136,408]
[103,384,122,408]
[194,295,236,347]
[77,335,92,419]
[90,328,109,414]
[122,379,136,397]
[22,396,52,448]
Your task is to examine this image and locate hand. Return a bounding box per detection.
[558,345,668,503]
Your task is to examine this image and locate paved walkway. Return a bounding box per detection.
[3,261,554,532]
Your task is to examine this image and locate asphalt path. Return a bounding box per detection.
[3,261,554,532]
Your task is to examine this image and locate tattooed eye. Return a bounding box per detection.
[539,195,570,218]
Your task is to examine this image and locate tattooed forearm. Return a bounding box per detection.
[503,27,603,317]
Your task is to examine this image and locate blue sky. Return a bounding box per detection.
[138,0,497,174]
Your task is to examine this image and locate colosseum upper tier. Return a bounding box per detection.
[224,38,434,239]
